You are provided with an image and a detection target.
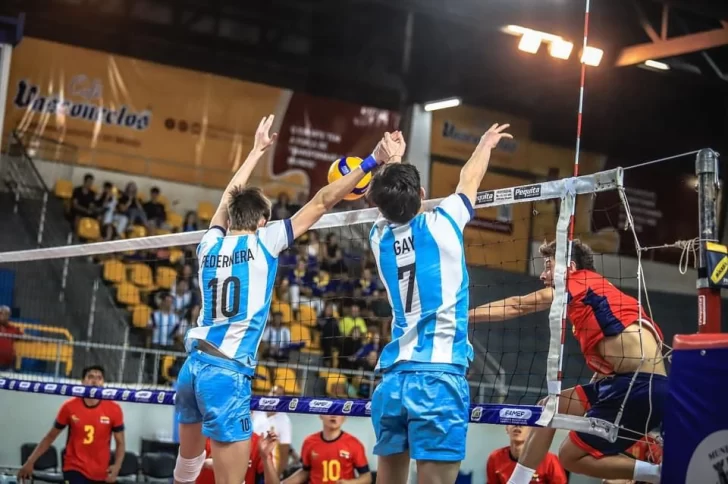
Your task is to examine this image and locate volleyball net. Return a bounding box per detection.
[0,157,714,446]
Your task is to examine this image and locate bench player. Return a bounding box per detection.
[173,115,402,484]
[366,124,513,484]
[471,239,666,483]
[197,430,280,484]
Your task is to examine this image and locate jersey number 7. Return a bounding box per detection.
[398,263,416,313]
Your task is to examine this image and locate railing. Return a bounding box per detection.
[0,333,539,403]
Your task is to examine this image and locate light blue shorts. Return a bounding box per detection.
[371,368,470,462]
[175,350,252,443]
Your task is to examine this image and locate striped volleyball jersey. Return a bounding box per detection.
[370,193,475,373]
[185,221,294,371]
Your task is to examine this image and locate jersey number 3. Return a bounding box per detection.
[208,277,241,318]
[398,263,416,313]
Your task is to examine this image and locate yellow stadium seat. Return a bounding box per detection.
[128,225,148,239]
[197,201,215,221]
[166,212,183,231]
[325,374,349,397]
[77,217,101,241]
[290,323,311,347]
[116,282,140,306]
[102,260,126,284]
[253,366,272,393]
[273,367,299,395]
[11,322,74,376]
[169,248,184,264]
[128,263,154,289]
[131,304,152,328]
[298,304,317,328]
[161,355,175,382]
[270,302,293,324]
[54,179,74,199]
[152,228,172,236]
[156,267,178,290]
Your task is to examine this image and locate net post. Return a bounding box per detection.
[695,149,722,333]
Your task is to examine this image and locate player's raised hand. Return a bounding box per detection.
[253,114,278,153]
[480,123,513,150]
[259,428,279,455]
[373,132,402,164]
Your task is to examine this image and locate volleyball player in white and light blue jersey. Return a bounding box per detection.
[367,125,513,484]
[173,116,402,484]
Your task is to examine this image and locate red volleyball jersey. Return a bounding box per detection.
[566,270,664,374]
[626,435,663,464]
[196,433,264,484]
[486,447,567,484]
[54,398,124,481]
[301,431,369,484]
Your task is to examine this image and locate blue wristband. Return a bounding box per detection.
[360,155,378,174]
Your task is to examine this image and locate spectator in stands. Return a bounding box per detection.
[329,379,358,399]
[143,186,167,229]
[94,181,118,240]
[486,425,567,484]
[18,365,126,484]
[339,303,367,337]
[288,258,323,315]
[260,311,291,362]
[357,268,378,297]
[114,182,147,234]
[70,173,99,226]
[182,211,198,232]
[172,278,196,318]
[252,385,293,477]
[180,304,200,337]
[339,326,364,370]
[0,305,21,370]
[271,192,295,220]
[316,302,341,365]
[306,231,322,259]
[351,331,382,366]
[147,293,182,348]
[321,233,346,274]
[177,263,199,291]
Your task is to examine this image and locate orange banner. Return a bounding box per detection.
[4,38,399,197]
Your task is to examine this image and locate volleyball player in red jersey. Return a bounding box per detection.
[18,366,126,484]
[197,431,280,484]
[487,425,567,484]
[472,240,666,484]
[283,416,371,484]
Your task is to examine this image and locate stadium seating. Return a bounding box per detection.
[102,260,126,284]
[53,180,73,200]
[116,282,141,306]
[165,212,183,231]
[298,304,317,328]
[270,302,293,324]
[160,355,175,382]
[197,201,215,221]
[273,367,299,394]
[325,373,349,397]
[131,304,152,329]
[169,248,184,264]
[12,322,74,376]
[155,267,177,290]
[20,443,63,483]
[253,365,272,393]
[128,264,155,290]
[77,217,101,241]
[127,225,148,239]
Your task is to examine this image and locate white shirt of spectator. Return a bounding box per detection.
[252,411,292,467]
[262,325,291,349]
[149,310,180,346]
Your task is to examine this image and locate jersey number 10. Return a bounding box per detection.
[207,277,241,318]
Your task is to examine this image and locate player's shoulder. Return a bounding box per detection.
[340,431,364,446]
[303,432,323,447]
[486,446,509,462]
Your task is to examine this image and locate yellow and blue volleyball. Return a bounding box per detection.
[327,156,372,201]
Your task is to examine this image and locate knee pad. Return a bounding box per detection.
[173,450,207,483]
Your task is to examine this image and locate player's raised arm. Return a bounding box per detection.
[289,132,403,239]
[455,123,513,206]
[470,287,553,323]
[209,115,278,229]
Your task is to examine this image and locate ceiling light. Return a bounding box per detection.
[503,25,561,43]
[518,31,542,54]
[581,46,604,67]
[549,39,574,60]
[424,97,462,112]
[644,59,670,70]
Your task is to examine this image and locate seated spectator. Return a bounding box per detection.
[182,211,198,232]
[94,182,117,240]
[295,243,317,269]
[316,302,341,365]
[329,379,358,399]
[288,259,323,314]
[306,231,322,259]
[260,311,291,362]
[271,192,294,220]
[338,326,364,370]
[147,293,182,348]
[177,263,199,291]
[311,270,338,299]
[71,173,99,226]
[370,289,392,320]
[114,182,147,234]
[339,303,367,337]
[143,186,167,229]
[487,425,567,484]
[336,272,355,297]
[357,268,378,297]
[275,277,292,304]
[351,331,382,366]
[322,233,346,274]
[0,305,22,370]
[172,279,196,318]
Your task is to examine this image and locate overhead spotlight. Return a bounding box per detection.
[644,59,670,71]
[518,31,542,54]
[549,39,574,60]
[503,25,561,43]
[581,46,604,67]
[424,97,462,112]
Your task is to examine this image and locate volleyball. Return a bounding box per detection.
[327,156,372,201]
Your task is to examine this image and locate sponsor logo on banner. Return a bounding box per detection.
[470,407,483,422]
[135,391,152,403]
[495,189,512,202]
[309,400,333,412]
[19,381,31,390]
[288,398,299,411]
[499,408,532,424]
[33,383,40,393]
[61,385,67,394]
[686,430,728,483]
[90,388,98,398]
[72,386,85,396]
[477,191,495,204]
[157,392,165,404]
[102,389,117,399]
[698,295,706,327]
[9,381,16,390]
[342,401,353,414]
[513,185,542,200]
[259,398,280,410]
[365,401,372,415]
[0,379,6,389]
[122,390,131,401]
[44,384,58,394]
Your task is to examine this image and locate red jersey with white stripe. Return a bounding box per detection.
[566,269,663,374]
